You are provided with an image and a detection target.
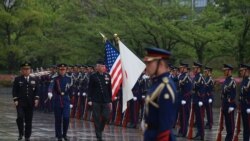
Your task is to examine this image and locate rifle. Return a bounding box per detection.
[115,100,122,126]
[70,92,76,118]
[75,93,82,119]
[232,106,241,141]
[187,102,194,139]
[82,96,88,119]
[216,107,224,141]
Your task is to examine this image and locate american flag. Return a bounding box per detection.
[105,41,122,100]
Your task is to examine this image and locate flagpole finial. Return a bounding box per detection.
[99,32,107,42]
[114,33,120,41]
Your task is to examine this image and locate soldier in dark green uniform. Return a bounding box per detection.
[88,60,112,141]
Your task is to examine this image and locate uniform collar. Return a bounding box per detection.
[152,72,170,82]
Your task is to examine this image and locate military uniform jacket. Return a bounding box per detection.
[240,76,250,108]
[12,75,39,107]
[48,75,73,108]
[145,73,178,134]
[88,72,112,103]
[204,76,214,103]
[193,73,205,103]
[179,72,193,101]
[221,76,236,109]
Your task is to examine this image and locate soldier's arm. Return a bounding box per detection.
[108,74,112,102]
[228,80,236,107]
[34,78,40,101]
[12,77,19,102]
[48,78,55,93]
[87,74,94,102]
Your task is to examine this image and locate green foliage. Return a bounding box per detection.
[0,0,249,73]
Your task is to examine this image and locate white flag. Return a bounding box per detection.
[118,40,146,112]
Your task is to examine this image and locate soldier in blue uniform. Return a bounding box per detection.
[48,64,73,141]
[177,62,193,137]
[221,64,236,141]
[239,64,250,141]
[192,62,205,140]
[12,63,39,141]
[204,66,214,129]
[142,47,178,141]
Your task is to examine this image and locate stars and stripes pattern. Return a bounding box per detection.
[105,41,122,100]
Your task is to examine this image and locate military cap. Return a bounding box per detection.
[204,66,213,71]
[20,62,31,68]
[179,62,189,68]
[239,64,250,70]
[223,64,233,70]
[193,62,202,68]
[57,63,67,68]
[96,59,105,65]
[144,47,171,62]
[88,65,95,69]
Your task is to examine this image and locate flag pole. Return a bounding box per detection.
[99,32,107,42]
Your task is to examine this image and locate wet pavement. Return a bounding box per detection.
[0,87,243,141]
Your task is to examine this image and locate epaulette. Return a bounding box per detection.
[162,77,175,102]
[52,73,58,78]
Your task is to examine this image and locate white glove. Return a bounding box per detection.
[228,107,234,113]
[48,92,53,100]
[70,104,73,109]
[77,92,80,96]
[198,101,203,107]
[88,101,92,106]
[34,100,39,107]
[82,92,86,96]
[142,95,145,99]
[142,74,149,79]
[14,101,18,106]
[208,98,212,103]
[114,97,118,100]
[181,100,186,105]
[246,108,250,114]
[140,120,145,132]
[133,97,137,101]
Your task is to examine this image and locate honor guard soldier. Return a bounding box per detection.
[192,62,205,140]
[178,62,193,137]
[239,64,250,141]
[142,47,178,141]
[204,66,214,129]
[12,62,39,141]
[221,64,236,141]
[88,60,112,141]
[48,64,73,141]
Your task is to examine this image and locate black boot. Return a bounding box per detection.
[192,134,204,140]
[17,135,23,140]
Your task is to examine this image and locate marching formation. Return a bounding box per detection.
[12,53,250,141]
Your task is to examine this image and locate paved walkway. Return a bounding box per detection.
[0,87,243,141]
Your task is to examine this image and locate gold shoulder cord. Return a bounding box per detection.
[145,77,175,115]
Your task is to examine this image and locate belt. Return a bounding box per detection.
[145,123,158,130]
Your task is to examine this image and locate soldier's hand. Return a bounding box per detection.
[70,104,73,109]
[181,100,186,105]
[88,101,92,106]
[109,102,112,111]
[34,100,39,107]
[82,92,86,96]
[228,107,234,113]
[208,98,213,103]
[246,108,250,114]
[198,101,203,107]
[14,101,18,106]
[48,92,53,100]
